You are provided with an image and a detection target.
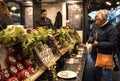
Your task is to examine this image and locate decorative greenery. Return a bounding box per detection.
[0,26,26,47]
[22,30,43,60]
[55,28,69,47]
[70,29,81,42]
[22,28,55,60]
[55,28,80,48]
[37,27,55,43]
[48,59,58,80]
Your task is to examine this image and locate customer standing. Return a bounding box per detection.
[54,11,62,29]
[36,9,53,29]
[115,22,120,55]
[86,9,118,81]
[0,1,13,31]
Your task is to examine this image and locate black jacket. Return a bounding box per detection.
[0,15,13,31]
[115,22,120,51]
[54,12,62,29]
[88,22,118,60]
[36,17,53,28]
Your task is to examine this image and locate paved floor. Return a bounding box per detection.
[82,54,120,81]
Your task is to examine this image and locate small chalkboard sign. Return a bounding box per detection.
[34,44,54,67]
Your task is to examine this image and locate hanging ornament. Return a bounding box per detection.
[9,65,18,76]
[17,70,30,80]
[0,64,1,72]
[16,55,23,63]
[2,68,10,81]
[27,66,35,75]
[0,72,3,81]
[6,55,17,65]
[16,63,24,71]
[6,48,15,55]
[24,59,32,67]
[6,76,18,81]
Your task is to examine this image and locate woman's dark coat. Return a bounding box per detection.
[88,22,118,60]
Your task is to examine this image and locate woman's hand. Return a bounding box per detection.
[92,40,98,46]
[86,43,92,53]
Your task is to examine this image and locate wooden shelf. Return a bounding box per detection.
[59,47,69,55]
[24,47,72,81]
[28,66,45,81]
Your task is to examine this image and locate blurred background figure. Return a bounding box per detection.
[36,9,53,29]
[0,0,13,31]
[115,22,120,63]
[54,11,62,29]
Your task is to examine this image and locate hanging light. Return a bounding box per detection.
[11,6,17,11]
[23,0,32,6]
[75,15,80,19]
[65,0,83,4]
[116,2,120,5]
[106,1,111,6]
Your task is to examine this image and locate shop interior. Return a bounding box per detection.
[0,0,120,81]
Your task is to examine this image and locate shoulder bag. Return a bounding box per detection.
[95,31,114,70]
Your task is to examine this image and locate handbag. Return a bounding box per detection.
[95,31,114,69]
[95,53,114,69]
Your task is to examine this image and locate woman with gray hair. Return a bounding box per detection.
[86,9,118,81]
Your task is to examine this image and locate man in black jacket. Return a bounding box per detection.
[36,9,53,29]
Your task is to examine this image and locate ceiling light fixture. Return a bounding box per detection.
[11,7,17,11]
[65,0,82,4]
[106,1,111,6]
[23,1,32,6]
[67,1,80,4]
[116,2,120,5]
[75,15,80,19]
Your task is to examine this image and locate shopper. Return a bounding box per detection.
[111,21,120,72]
[36,9,53,29]
[0,1,13,31]
[86,9,118,81]
[54,11,62,29]
[115,22,120,54]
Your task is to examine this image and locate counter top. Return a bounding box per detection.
[57,49,86,81]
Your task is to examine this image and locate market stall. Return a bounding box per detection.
[0,26,86,81]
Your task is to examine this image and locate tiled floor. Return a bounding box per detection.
[83,54,120,81]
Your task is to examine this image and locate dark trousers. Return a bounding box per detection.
[92,60,112,81]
